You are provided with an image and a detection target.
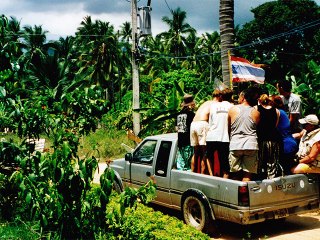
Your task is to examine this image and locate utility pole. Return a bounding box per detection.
[131,0,140,136]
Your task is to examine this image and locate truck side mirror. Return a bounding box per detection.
[125,153,133,162]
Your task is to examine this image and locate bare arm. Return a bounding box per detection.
[299,141,320,164]
[275,109,280,127]
[251,108,260,125]
[293,129,305,139]
[228,110,232,138]
[228,106,239,137]
[289,113,299,126]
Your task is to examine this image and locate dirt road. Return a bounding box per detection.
[150,203,320,240]
[214,211,320,240]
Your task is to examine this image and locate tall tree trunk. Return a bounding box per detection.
[219,0,234,88]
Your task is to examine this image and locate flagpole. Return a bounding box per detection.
[228,50,233,89]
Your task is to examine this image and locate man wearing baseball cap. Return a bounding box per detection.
[291,114,320,173]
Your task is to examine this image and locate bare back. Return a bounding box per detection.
[193,101,213,121]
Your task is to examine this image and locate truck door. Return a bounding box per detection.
[154,140,172,205]
[130,139,157,188]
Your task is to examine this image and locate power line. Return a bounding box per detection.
[142,19,320,60]
[3,18,319,59]
[164,0,173,13]
[235,19,320,51]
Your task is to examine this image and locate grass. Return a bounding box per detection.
[78,127,136,161]
[1,127,136,162]
[0,220,40,240]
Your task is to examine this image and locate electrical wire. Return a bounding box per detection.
[146,19,320,59]
[2,16,319,59]
[125,0,142,2]
[164,0,173,13]
[234,19,320,51]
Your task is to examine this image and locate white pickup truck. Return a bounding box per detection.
[110,133,319,233]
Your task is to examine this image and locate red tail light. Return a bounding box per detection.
[238,186,249,206]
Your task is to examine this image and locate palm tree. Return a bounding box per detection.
[119,21,132,42]
[74,16,120,103]
[20,25,49,68]
[54,36,75,61]
[219,0,235,87]
[181,31,200,70]
[0,16,23,71]
[160,7,196,64]
[195,31,221,82]
[139,35,170,78]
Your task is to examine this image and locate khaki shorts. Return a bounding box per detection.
[190,121,209,146]
[229,150,258,174]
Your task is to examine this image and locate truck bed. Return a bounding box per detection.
[168,170,319,224]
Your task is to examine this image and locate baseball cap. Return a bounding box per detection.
[299,114,319,125]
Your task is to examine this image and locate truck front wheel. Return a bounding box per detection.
[182,195,210,232]
[113,180,122,194]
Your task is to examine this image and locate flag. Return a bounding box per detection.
[231,56,265,84]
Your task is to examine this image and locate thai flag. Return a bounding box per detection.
[231,56,265,84]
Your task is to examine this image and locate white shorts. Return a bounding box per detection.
[190,121,209,146]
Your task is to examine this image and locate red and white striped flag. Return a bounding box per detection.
[231,56,265,84]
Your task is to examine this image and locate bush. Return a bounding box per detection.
[0,220,40,240]
[102,199,210,240]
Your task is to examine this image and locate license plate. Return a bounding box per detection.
[274,208,289,219]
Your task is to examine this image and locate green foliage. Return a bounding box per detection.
[79,128,135,160]
[102,69,212,136]
[0,79,161,239]
[1,3,320,238]
[0,173,20,220]
[290,60,320,116]
[137,69,213,136]
[160,7,196,60]
[103,201,210,240]
[0,220,41,240]
[236,0,320,82]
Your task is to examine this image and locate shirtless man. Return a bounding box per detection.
[190,90,221,174]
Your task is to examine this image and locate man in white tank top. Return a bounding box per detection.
[207,88,234,178]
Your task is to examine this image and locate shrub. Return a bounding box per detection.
[101,197,210,240]
[0,220,40,240]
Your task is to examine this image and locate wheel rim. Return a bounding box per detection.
[184,196,204,229]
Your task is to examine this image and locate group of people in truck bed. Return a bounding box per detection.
[175,80,320,181]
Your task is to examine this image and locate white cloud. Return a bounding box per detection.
[2,0,320,40]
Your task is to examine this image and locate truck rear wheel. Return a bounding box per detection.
[182,195,210,232]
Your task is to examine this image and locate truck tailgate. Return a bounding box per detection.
[247,174,319,209]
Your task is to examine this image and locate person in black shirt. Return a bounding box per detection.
[176,94,195,170]
[256,94,282,179]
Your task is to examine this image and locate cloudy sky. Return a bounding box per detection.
[2,0,320,40]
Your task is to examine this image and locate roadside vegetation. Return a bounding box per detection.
[1,0,319,239]
[0,125,210,239]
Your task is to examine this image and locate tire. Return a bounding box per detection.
[182,195,210,232]
[113,180,122,194]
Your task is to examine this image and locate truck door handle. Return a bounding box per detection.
[250,186,261,192]
[146,171,151,177]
